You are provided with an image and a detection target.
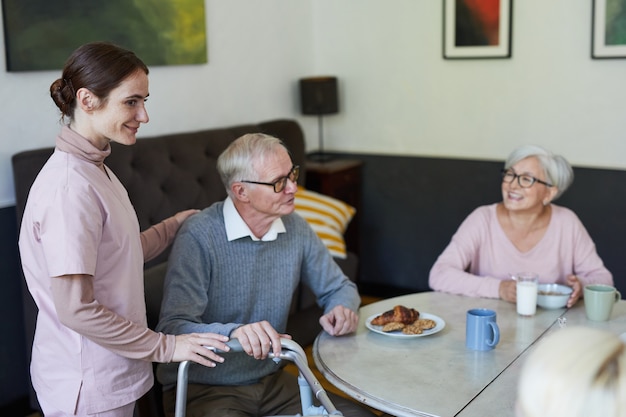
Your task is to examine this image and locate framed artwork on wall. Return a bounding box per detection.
[1,0,208,72]
[592,0,626,59]
[443,0,513,59]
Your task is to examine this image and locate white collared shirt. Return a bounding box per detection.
[223,197,286,242]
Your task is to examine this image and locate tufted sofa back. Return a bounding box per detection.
[12,119,306,266]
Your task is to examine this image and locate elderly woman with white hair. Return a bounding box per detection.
[429,144,612,307]
[517,327,626,417]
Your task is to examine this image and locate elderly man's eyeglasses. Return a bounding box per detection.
[501,169,553,188]
[241,165,300,193]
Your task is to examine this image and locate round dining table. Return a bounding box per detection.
[313,291,626,417]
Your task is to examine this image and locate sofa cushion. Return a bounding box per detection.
[294,186,356,258]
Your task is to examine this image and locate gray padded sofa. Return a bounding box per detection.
[12,118,358,415]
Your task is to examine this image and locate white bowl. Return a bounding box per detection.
[536,283,573,309]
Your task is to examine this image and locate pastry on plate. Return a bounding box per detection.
[371,305,419,325]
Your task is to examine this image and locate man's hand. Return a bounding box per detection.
[231,321,291,359]
[319,305,358,336]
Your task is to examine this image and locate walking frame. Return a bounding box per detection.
[174,338,343,417]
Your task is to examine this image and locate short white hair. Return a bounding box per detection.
[504,145,574,200]
[517,327,626,417]
[217,133,289,198]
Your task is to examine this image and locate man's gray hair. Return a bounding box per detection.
[217,133,289,198]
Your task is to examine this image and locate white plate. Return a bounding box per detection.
[365,312,446,338]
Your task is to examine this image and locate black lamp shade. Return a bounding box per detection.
[299,76,339,115]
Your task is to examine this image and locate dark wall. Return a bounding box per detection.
[352,153,502,293]
[0,206,29,410]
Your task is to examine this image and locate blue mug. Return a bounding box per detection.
[466,309,500,351]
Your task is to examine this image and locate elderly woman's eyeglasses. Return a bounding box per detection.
[501,169,553,188]
[241,165,300,193]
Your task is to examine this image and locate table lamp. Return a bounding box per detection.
[299,76,339,161]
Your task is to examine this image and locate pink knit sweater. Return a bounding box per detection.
[429,204,613,299]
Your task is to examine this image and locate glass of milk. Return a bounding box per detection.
[514,272,538,316]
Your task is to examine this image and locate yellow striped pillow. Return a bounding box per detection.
[294,186,356,258]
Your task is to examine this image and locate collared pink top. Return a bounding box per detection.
[19,127,174,414]
[429,204,613,298]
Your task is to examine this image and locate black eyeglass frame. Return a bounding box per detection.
[501,169,553,188]
[241,165,300,193]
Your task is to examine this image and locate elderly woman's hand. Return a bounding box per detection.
[565,274,582,308]
[499,279,517,303]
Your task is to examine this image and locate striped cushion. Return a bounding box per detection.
[294,186,356,258]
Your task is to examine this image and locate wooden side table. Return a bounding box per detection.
[305,159,363,255]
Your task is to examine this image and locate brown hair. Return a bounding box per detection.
[49,42,149,119]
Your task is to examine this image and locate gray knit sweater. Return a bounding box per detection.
[156,201,360,389]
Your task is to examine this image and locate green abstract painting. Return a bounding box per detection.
[593,0,626,58]
[605,0,626,45]
[2,0,207,71]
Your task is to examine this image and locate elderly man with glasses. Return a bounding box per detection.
[429,144,612,307]
[155,133,376,417]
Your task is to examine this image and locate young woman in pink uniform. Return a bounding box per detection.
[429,144,612,308]
[18,42,229,417]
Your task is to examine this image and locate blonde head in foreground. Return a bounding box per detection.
[517,326,626,417]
